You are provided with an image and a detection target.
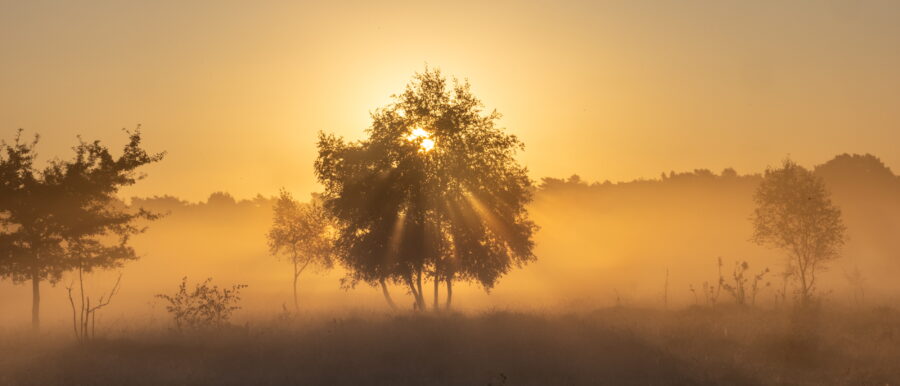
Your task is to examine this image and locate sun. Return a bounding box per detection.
[406,127,435,152]
[419,138,435,152]
[406,127,429,141]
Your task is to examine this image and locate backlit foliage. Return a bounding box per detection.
[315,68,536,309]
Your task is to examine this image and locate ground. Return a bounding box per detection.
[1,307,898,385]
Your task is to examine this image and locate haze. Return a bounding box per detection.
[3,1,900,200]
[3,1,900,385]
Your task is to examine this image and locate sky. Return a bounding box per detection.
[2,0,899,201]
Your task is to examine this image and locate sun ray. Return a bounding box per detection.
[387,209,407,256]
[461,190,514,244]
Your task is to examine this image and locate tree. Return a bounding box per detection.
[751,159,846,305]
[315,68,536,311]
[267,190,336,311]
[0,128,163,329]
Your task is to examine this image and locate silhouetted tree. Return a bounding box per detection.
[751,159,845,305]
[0,128,163,329]
[267,190,336,311]
[315,68,536,310]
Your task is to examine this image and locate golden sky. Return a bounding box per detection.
[2,0,899,201]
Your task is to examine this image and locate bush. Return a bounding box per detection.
[156,277,247,330]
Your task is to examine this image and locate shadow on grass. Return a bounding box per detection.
[6,311,753,385]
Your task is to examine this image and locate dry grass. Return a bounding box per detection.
[0,306,897,385]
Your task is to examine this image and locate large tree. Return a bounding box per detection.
[267,190,336,311]
[315,68,536,310]
[751,159,846,304]
[0,128,163,328]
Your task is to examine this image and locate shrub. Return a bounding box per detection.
[156,277,247,330]
[721,259,770,306]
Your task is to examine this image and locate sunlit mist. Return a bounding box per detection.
[2,1,900,384]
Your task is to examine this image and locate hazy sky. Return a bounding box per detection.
[2,0,899,201]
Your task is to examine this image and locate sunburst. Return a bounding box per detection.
[406,128,435,152]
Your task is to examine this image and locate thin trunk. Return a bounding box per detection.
[379,278,397,310]
[292,259,310,312]
[433,277,439,310]
[445,277,453,309]
[407,281,420,311]
[67,286,78,339]
[31,271,40,330]
[292,260,299,311]
[79,266,86,338]
[403,274,419,311]
[415,270,426,311]
[84,298,90,340]
[798,255,810,304]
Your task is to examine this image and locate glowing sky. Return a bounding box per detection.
[2,0,899,201]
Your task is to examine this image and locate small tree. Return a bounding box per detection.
[156,277,247,331]
[267,190,336,311]
[65,273,121,343]
[751,159,846,305]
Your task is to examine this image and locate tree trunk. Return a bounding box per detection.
[79,266,86,337]
[292,258,311,312]
[379,278,397,309]
[292,261,299,311]
[798,256,811,305]
[31,271,40,330]
[415,270,426,311]
[433,277,439,311]
[405,275,421,311]
[445,277,453,310]
[407,282,421,311]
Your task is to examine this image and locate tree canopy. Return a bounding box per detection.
[315,68,536,310]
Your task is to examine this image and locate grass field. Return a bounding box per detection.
[1,306,897,385]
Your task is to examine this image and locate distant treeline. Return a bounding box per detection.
[137,153,899,210]
[540,153,898,193]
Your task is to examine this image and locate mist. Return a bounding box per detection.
[3,154,896,330]
[3,2,900,381]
